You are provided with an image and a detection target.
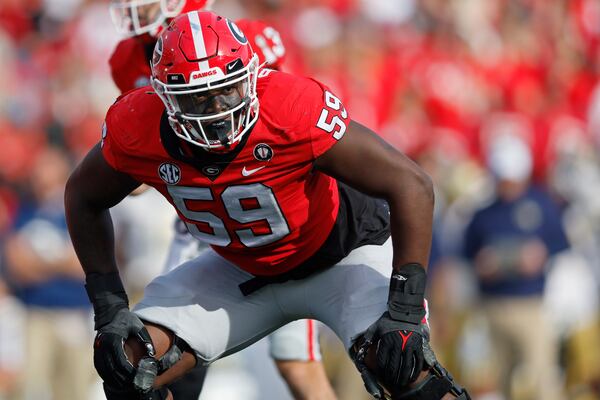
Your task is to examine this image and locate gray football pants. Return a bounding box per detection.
[133,238,393,364]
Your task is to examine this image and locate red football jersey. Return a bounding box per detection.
[235,19,286,70]
[109,34,154,94]
[102,70,350,276]
[109,20,286,94]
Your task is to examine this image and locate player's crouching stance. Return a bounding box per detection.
[65,11,470,400]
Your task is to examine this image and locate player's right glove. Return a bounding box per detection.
[85,272,158,393]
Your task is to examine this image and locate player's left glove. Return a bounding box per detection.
[368,263,429,391]
[372,313,426,388]
[374,264,429,389]
[353,264,471,399]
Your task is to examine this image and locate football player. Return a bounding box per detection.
[107,1,334,399]
[108,0,286,92]
[65,11,470,400]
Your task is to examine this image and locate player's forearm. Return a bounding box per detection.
[386,168,434,272]
[64,180,120,276]
[313,120,434,271]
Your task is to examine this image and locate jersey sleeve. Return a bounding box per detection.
[109,38,152,94]
[100,104,128,172]
[258,72,350,159]
[291,79,350,159]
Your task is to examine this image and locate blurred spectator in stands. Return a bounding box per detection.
[0,277,24,400]
[3,147,95,400]
[462,134,569,400]
[0,175,23,400]
[545,120,600,399]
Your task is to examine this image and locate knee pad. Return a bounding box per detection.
[391,362,471,400]
[157,335,190,373]
[103,383,170,400]
[391,374,457,399]
[135,334,192,392]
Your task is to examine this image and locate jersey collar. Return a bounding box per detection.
[159,111,253,181]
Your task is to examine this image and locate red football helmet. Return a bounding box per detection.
[151,11,259,152]
[109,0,214,37]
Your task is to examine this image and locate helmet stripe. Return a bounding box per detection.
[188,11,209,71]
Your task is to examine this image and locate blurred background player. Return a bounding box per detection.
[106,1,336,399]
[108,0,286,93]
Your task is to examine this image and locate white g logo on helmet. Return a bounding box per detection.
[227,19,248,44]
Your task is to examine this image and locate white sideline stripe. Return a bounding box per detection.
[188,11,209,71]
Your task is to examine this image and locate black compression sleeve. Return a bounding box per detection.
[85,272,129,329]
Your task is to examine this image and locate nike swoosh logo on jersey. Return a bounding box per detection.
[242,166,266,176]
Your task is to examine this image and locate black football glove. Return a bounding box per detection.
[355,264,471,399]
[86,273,158,393]
[371,263,429,390]
[371,313,426,388]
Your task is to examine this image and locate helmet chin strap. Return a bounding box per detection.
[173,111,231,150]
[173,95,255,150]
[206,104,250,150]
[174,112,185,124]
[211,119,232,149]
[220,135,230,149]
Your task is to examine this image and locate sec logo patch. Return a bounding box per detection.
[158,162,181,185]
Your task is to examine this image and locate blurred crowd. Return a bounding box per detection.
[1,0,600,399]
